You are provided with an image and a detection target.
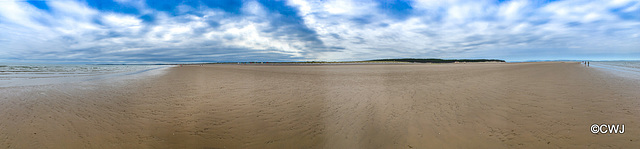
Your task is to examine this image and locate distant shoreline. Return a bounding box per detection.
[89,58,506,65]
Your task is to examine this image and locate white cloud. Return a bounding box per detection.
[1,0,639,63]
[499,0,529,21]
[285,0,640,61]
[0,0,318,62]
[102,14,142,29]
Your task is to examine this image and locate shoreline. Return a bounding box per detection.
[589,62,640,80]
[1,62,639,148]
[0,65,173,88]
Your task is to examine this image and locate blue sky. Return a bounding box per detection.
[0,0,639,63]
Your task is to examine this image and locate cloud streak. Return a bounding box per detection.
[0,0,638,63]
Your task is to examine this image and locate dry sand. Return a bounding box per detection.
[1,62,640,148]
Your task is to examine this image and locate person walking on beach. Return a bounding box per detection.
[587,61,589,67]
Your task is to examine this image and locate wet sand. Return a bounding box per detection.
[1,62,640,148]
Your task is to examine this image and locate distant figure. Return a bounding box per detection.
[587,61,590,67]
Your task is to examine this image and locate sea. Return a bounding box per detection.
[0,63,171,87]
[589,61,640,79]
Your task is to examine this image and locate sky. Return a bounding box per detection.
[0,0,639,63]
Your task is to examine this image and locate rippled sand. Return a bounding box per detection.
[1,62,639,148]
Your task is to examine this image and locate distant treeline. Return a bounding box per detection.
[369,58,505,63]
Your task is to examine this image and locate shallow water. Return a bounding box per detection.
[589,61,640,79]
[0,63,171,87]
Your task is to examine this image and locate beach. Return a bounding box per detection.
[1,62,639,148]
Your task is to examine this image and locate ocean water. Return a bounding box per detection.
[589,61,640,78]
[0,63,171,87]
